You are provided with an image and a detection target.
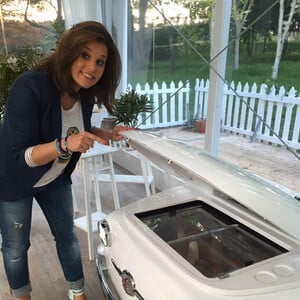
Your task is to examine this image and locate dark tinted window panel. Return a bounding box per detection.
[136,201,287,278]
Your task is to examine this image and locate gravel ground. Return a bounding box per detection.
[147,126,300,195]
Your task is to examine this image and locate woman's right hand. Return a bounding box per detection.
[66,131,105,153]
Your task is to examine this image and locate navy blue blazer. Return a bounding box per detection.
[0,70,94,201]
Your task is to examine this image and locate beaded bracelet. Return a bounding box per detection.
[55,138,72,160]
[64,136,69,152]
[57,137,69,155]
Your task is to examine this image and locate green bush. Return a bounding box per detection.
[0,47,44,122]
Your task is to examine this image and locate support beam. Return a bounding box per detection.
[204,0,232,157]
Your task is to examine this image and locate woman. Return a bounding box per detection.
[0,21,128,300]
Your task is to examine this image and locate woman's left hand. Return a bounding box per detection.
[109,126,134,141]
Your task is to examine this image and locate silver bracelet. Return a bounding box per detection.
[25,146,40,167]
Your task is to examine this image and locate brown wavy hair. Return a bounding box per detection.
[34,21,121,114]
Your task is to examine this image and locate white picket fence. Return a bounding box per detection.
[129,79,300,150]
[132,81,190,128]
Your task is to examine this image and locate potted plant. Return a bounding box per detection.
[111,89,153,128]
[194,118,206,133]
[193,103,206,133]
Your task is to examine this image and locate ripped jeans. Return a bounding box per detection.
[0,179,84,298]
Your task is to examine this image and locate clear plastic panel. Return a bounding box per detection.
[137,201,287,278]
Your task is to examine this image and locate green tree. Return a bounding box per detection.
[0,47,44,121]
[0,0,63,121]
[130,0,150,66]
[232,0,254,70]
[24,0,64,40]
[272,0,297,79]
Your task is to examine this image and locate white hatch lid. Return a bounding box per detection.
[121,130,300,241]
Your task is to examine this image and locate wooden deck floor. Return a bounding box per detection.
[0,164,149,300]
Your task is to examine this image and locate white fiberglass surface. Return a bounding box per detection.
[122,131,300,241]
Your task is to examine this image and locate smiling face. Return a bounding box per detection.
[71,40,108,92]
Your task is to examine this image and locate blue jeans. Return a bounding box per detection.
[0,178,84,298]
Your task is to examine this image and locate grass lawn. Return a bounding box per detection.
[128,51,300,94]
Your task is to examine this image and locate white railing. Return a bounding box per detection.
[130,79,300,150]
